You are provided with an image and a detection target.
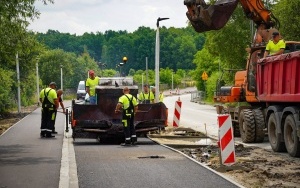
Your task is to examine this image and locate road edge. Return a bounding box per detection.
[148,136,246,188]
[59,124,79,188]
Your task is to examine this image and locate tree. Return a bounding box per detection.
[273,0,300,41]
[204,5,250,70]
[192,48,219,91]
[0,0,54,113]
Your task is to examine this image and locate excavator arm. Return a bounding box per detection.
[184,0,277,33]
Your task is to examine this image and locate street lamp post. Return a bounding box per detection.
[172,71,174,91]
[16,52,21,113]
[36,58,40,106]
[142,73,144,89]
[145,57,148,85]
[60,64,63,100]
[119,62,125,77]
[155,17,169,103]
[98,62,107,77]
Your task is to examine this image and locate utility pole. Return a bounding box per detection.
[146,57,148,85]
[155,17,169,102]
[172,71,174,91]
[16,52,21,113]
[36,58,40,106]
[60,64,63,100]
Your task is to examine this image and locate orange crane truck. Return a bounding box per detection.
[184,0,300,157]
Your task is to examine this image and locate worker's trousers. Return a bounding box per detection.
[41,108,56,133]
[122,114,137,144]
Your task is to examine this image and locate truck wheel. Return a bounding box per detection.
[284,115,300,157]
[239,109,255,143]
[252,109,265,143]
[268,113,286,152]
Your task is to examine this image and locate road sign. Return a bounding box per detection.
[202,71,208,81]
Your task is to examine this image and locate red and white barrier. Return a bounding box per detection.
[218,114,235,165]
[173,97,182,127]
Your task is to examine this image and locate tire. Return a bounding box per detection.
[284,115,300,157]
[239,109,255,143]
[252,109,265,143]
[268,113,286,152]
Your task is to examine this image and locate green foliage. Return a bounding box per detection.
[273,0,300,41]
[192,4,257,94]
[0,69,14,112]
[128,69,135,76]
[0,0,54,113]
[192,48,219,91]
[38,49,101,89]
[205,72,220,102]
[102,69,117,77]
[131,68,184,88]
[34,26,204,75]
[204,5,250,70]
[21,72,36,106]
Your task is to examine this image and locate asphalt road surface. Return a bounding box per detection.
[0,107,65,188]
[0,96,243,188]
[74,138,240,188]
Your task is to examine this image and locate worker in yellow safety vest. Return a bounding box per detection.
[39,82,59,138]
[115,87,138,146]
[151,87,164,102]
[138,84,154,104]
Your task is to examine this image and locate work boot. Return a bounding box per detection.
[45,132,55,138]
[131,136,137,145]
[120,143,131,146]
[52,131,58,134]
[40,131,46,138]
[121,139,131,146]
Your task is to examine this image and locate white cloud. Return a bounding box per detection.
[28,0,189,35]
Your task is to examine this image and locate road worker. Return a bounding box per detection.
[115,87,138,146]
[39,82,59,138]
[138,84,154,104]
[151,87,164,102]
[263,32,286,58]
[86,70,100,104]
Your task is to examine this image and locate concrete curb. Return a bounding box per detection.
[59,119,79,188]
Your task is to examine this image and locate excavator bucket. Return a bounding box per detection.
[184,0,238,32]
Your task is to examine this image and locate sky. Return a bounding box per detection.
[28,0,190,35]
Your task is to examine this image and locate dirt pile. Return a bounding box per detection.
[179,144,300,188]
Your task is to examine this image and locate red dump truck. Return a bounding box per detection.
[70,77,167,143]
[256,47,300,157]
[214,43,300,157]
[184,0,300,157]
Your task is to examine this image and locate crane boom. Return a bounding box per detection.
[184,0,277,33]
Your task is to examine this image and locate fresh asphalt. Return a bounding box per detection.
[0,99,243,188]
[74,138,241,188]
[0,107,65,188]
